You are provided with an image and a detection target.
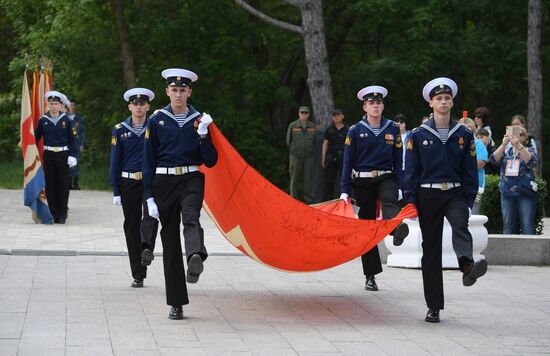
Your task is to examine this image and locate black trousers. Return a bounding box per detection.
[153,172,208,307]
[353,174,400,277]
[324,162,342,200]
[120,178,159,281]
[43,150,70,220]
[417,187,474,310]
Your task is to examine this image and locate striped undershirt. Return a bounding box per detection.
[174,112,188,127]
[370,126,381,135]
[437,128,449,143]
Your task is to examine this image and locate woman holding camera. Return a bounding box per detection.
[491,126,538,234]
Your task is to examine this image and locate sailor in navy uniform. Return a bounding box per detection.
[143,68,218,320]
[34,91,78,224]
[404,77,487,323]
[340,86,409,292]
[110,88,160,288]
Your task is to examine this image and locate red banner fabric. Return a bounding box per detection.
[201,124,418,272]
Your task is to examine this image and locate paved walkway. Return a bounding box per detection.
[1,190,550,355]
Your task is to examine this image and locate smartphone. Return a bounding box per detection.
[506,126,523,139]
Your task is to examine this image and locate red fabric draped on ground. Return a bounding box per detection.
[201,124,418,272]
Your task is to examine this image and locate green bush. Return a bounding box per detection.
[480,175,547,234]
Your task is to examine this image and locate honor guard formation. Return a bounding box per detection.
[38,73,498,323]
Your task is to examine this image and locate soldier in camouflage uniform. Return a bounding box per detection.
[286,106,316,204]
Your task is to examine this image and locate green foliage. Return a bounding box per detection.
[1,0,550,193]
[481,175,547,234]
[0,93,19,160]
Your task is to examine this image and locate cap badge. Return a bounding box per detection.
[137,94,141,98]
[439,84,444,88]
[176,76,181,80]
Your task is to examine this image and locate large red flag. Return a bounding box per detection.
[201,124,418,272]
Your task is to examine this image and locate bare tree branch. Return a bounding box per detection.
[234,0,303,34]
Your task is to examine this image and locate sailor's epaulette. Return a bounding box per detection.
[349,124,357,131]
[391,121,400,127]
[114,123,122,129]
[411,127,420,133]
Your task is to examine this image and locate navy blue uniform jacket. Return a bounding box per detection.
[404,118,478,207]
[142,104,218,199]
[341,117,403,195]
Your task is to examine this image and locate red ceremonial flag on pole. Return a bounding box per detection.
[31,69,44,159]
[21,70,53,224]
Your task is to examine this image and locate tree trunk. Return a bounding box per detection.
[299,0,333,131]
[111,0,136,88]
[527,0,543,172]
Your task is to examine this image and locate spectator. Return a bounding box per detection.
[460,118,488,214]
[490,127,538,234]
[395,114,410,205]
[321,109,348,200]
[476,128,499,176]
[509,114,537,154]
[473,107,493,144]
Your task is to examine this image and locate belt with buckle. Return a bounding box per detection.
[121,171,142,180]
[354,170,392,178]
[44,146,69,152]
[155,166,200,175]
[420,182,462,190]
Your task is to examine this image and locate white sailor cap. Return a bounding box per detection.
[422,77,458,102]
[45,90,65,103]
[356,85,388,101]
[161,68,198,87]
[60,93,70,106]
[123,88,155,103]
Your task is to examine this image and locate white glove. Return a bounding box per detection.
[339,193,349,204]
[197,113,213,135]
[146,197,159,220]
[468,207,472,218]
[113,196,121,206]
[67,156,77,168]
[398,189,403,201]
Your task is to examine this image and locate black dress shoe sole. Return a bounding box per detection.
[141,249,154,266]
[463,259,488,287]
[392,223,410,246]
[187,254,204,284]
[131,280,144,288]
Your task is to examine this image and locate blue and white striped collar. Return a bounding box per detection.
[159,104,200,126]
[121,116,148,137]
[42,112,66,125]
[358,116,391,136]
[420,118,461,143]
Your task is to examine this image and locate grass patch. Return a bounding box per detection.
[0,159,111,191]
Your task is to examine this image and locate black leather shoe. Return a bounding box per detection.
[187,254,204,284]
[392,222,409,246]
[365,276,378,291]
[425,308,440,323]
[463,259,488,286]
[131,279,143,288]
[58,217,66,224]
[141,249,154,266]
[169,306,183,320]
